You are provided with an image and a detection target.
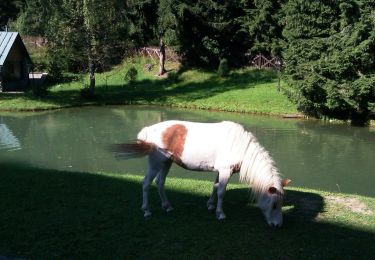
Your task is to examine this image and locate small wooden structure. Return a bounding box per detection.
[139,46,179,64]
[0,32,33,92]
[251,54,282,69]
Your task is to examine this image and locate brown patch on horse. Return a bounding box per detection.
[162,124,188,159]
[230,163,241,175]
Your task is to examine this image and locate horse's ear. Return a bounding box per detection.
[282,178,291,187]
[268,187,277,194]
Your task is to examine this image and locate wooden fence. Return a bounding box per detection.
[139,47,179,64]
[23,36,48,48]
[251,54,282,69]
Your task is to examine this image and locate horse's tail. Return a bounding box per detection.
[110,140,155,159]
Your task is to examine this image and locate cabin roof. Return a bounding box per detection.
[0,31,32,66]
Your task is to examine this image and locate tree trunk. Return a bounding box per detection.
[89,58,95,96]
[83,0,95,97]
[158,39,166,76]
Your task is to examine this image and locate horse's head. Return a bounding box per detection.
[257,178,291,228]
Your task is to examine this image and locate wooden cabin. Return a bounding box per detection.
[0,32,32,92]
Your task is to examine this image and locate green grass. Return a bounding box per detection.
[0,58,297,115]
[0,163,374,259]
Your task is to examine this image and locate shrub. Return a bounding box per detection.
[124,66,138,83]
[45,49,66,83]
[46,59,63,82]
[217,58,229,77]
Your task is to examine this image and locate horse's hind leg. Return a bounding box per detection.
[142,150,172,218]
[142,170,158,218]
[155,159,173,212]
[207,173,219,211]
[142,151,165,217]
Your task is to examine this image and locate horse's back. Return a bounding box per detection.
[137,120,247,171]
[138,120,242,147]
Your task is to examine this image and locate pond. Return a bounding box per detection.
[1,105,374,197]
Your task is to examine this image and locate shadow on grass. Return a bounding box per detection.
[1,163,374,259]
[0,69,277,109]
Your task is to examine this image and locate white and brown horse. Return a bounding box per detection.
[115,120,290,227]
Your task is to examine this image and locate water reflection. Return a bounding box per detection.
[0,123,21,151]
[0,106,374,197]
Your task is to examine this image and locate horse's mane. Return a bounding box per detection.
[222,122,283,201]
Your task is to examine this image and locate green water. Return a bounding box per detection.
[1,105,374,197]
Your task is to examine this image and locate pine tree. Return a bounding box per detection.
[282,0,375,125]
[0,0,24,28]
[14,0,51,35]
[157,0,249,67]
[245,0,285,56]
[127,0,159,46]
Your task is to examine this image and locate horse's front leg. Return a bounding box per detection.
[207,173,219,211]
[216,169,231,220]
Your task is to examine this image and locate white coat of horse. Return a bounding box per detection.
[115,120,290,227]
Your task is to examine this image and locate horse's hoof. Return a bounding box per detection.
[163,205,174,213]
[162,204,174,212]
[216,212,226,221]
[144,211,152,218]
[207,205,215,211]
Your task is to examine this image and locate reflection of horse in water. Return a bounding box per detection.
[115,120,290,227]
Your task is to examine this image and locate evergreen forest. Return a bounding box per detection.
[1,0,375,125]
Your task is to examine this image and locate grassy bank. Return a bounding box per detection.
[0,59,297,115]
[0,164,374,259]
